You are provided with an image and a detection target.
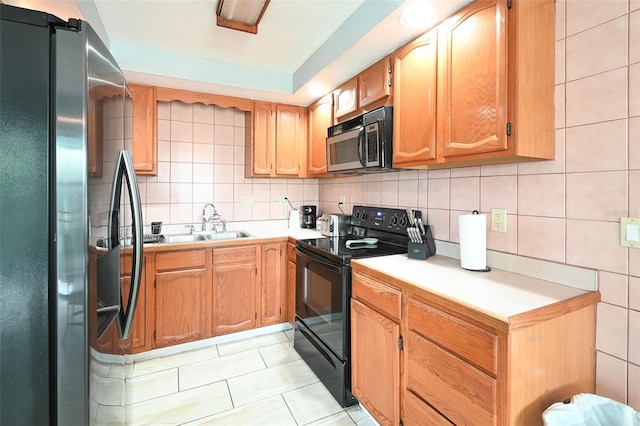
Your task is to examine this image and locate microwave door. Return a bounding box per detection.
[326,126,364,172]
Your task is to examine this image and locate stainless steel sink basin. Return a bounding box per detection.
[96,231,254,248]
[161,230,254,244]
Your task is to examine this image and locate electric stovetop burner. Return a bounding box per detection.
[296,205,423,265]
[297,235,407,265]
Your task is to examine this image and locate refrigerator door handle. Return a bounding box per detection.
[110,149,143,340]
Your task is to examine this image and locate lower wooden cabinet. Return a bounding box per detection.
[259,242,285,326]
[212,245,257,335]
[136,241,289,351]
[121,254,149,353]
[404,391,453,426]
[351,298,400,426]
[351,271,402,426]
[154,250,208,348]
[286,241,296,325]
[351,264,597,426]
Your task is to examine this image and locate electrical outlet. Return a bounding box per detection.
[491,208,507,233]
[340,195,346,204]
[279,195,287,205]
[242,195,254,207]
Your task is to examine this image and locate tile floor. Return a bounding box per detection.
[96,329,378,425]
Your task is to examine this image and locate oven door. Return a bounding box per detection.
[295,246,350,360]
[326,126,365,173]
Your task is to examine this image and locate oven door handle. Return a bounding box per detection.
[294,246,344,274]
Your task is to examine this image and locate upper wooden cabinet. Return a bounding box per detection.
[307,94,334,176]
[333,56,392,122]
[391,0,554,169]
[129,83,157,175]
[246,101,307,178]
[333,77,358,121]
[392,29,438,167]
[359,56,392,109]
[438,0,509,159]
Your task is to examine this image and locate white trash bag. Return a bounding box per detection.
[543,393,640,426]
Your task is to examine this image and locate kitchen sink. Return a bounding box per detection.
[96,230,254,248]
[161,230,254,243]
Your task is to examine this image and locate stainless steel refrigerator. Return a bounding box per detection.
[0,4,143,425]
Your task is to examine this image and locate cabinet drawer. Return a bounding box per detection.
[352,272,402,321]
[408,297,497,375]
[156,250,205,271]
[404,391,454,426]
[287,242,296,261]
[407,331,496,426]
[213,246,256,265]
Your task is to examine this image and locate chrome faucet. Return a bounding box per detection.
[202,203,227,232]
[202,203,219,231]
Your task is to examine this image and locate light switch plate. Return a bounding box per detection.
[621,217,640,248]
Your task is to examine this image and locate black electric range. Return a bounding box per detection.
[293,205,420,408]
[296,205,419,264]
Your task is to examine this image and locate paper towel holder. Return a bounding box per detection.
[460,210,491,272]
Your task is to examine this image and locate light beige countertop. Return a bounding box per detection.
[352,254,600,323]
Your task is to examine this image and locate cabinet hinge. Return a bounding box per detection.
[387,64,392,74]
[153,330,156,341]
[398,335,404,350]
[506,122,512,136]
[153,279,156,288]
[507,0,512,9]
[387,77,392,87]
[399,420,404,426]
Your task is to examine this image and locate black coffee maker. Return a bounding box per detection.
[301,205,317,229]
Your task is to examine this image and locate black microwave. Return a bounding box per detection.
[326,106,393,173]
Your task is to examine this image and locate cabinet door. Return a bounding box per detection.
[251,101,275,176]
[351,299,400,426]
[439,0,508,158]
[259,242,284,325]
[287,260,296,325]
[286,242,296,325]
[358,56,391,109]
[392,30,438,167]
[333,77,358,120]
[275,105,303,176]
[307,94,333,176]
[129,83,157,175]
[120,255,147,352]
[155,268,207,348]
[212,262,256,335]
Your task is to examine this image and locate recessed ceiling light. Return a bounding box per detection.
[400,1,436,29]
[307,83,327,97]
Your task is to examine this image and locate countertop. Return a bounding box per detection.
[352,254,600,323]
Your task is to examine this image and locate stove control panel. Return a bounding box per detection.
[351,205,422,234]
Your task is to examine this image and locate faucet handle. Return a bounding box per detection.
[185,224,195,234]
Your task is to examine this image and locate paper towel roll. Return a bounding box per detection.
[458,212,487,271]
[289,210,301,228]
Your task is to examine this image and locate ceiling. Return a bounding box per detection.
[7,0,469,106]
